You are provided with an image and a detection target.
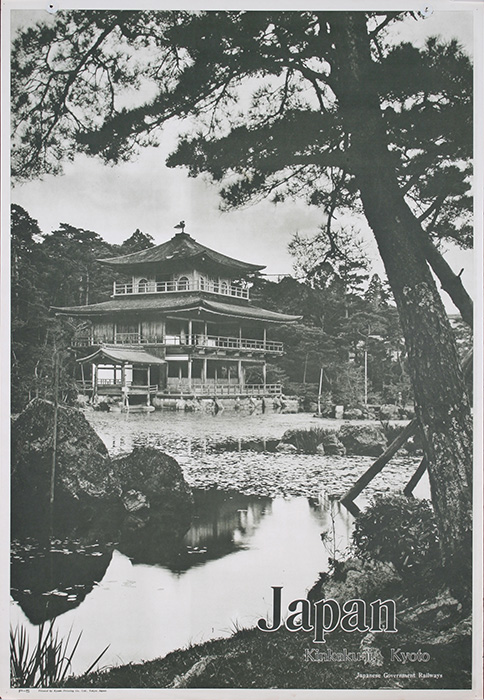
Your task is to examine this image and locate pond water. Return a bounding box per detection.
[11,411,427,678]
[11,491,354,676]
[86,411,426,499]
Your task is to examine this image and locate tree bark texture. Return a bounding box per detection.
[419,233,473,328]
[331,13,473,598]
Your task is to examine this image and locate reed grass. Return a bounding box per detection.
[10,620,109,687]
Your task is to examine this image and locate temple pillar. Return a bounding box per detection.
[80,362,86,391]
[121,362,129,410]
[238,360,245,390]
[93,364,98,403]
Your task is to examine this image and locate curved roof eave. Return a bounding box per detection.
[97,233,265,273]
[76,346,166,365]
[52,295,301,324]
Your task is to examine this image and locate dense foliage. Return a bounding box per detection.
[10,205,155,412]
[252,274,412,409]
[352,493,442,586]
[12,12,472,254]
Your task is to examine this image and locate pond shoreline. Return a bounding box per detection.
[62,567,471,691]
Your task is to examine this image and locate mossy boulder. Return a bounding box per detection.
[343,408,364,420]
[308,557,400,603]
[337,424,387,456]
[11,399,119,532]
[320,432,346,456]
[112,446,193,513]
[113,447,194,564]
[275,442,298,453]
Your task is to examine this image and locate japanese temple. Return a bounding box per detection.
[53,225,300,409]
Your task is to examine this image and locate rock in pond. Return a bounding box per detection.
[275,442,298,454]
[113,448,194,564]
[320,432,346,456]
[112,447,192,511]
[343,408,364,420]
[113,446,193,538]
[337,424,387,457]
[11,399,119,533]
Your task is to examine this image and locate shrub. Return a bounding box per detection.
[379,421,401,442]
[280,427,336,454]
[352,493,442,585]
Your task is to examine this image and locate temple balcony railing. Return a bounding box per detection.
[113,279,250,300]
[76,379,282,396]
[72,333,284,354]
[244,384,282,396]
[166,334,283,353]
[164,380,283,396]
[75,380,158,391]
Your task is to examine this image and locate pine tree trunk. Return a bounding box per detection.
[331,13,472,599]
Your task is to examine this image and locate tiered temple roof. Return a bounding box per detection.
[97,232,265,275]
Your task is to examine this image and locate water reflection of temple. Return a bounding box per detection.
[184,490,272,549]
[11,491,273,624]
[308,491,355,557]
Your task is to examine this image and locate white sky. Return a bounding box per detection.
[9,8,475,304]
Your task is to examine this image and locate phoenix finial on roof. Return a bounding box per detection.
[174,220,186,234]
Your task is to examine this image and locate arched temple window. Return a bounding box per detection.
[138,278,148,293]
[178,276,190,291]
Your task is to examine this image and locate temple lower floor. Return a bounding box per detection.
[76,355,282,406]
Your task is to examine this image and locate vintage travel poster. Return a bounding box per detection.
[1,1,483,698]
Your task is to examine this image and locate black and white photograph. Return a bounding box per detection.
[2,2,483,697]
